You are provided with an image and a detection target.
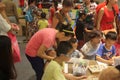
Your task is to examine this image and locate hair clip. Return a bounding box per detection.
[63,29,74,34]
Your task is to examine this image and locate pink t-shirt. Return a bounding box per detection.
[25,28,56,57]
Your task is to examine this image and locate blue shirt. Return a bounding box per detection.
[96,43,116,60]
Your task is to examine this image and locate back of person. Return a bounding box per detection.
[0,36,17,80]
[38,19,48,30]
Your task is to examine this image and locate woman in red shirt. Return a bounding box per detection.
[96,0,118,33]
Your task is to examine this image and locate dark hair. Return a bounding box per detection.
[78,11,86,19]
[62,0,74,7]
[69,37,77,44]
[41,12,46,19]
[56,41,73,56]
[56,23,74,37]
[116,65,120,71]
[105,31,117,40]
[28,0,36,5]
[106,0,109,5]
[89,30,102,39]
[0,36,17,79]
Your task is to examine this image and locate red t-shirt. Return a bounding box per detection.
[25,28,56,57]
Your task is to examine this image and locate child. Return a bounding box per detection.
[69,37,84,59]
[75,11,86,49]
[99,65,120,80]
[96,31,117,65]
[38,12,49,30]
[42,41,86,80]
[81,30,102,60]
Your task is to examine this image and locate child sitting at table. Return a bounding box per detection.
[42,41,86,80]
[96,31,117,65]
[69,37,84,59]
[81,30,102,60]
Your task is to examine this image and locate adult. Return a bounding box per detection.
[52,0,74,28]
[25,23,74,80]
[96,0,118,33]
[2,0,19,24]
[0,2,11,36]
[0,36,17,80]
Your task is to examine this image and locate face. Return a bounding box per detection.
[105,39,116,48]
[63,49,74,62]
[109,0,118,6]
[63,6,73,13]
[91,37,101,44]
[72,42,78,50]
[59,32,72,41]
[0,3,5,13]
[83,0,90,4]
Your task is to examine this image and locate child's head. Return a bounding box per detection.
[105,31,117,47]
[41,12,46,19]
[46,47,56,58]
[89,30,102,44]
[69,37,78,50]
[99,66,120,80]
[56,41,73,61]
[78,11,86,20]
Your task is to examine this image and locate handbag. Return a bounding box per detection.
[8,24,21,63]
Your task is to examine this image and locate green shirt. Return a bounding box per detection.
[42,60,66,80]
[38,19,48,30]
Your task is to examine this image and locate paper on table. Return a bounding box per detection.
[96,61,108,67]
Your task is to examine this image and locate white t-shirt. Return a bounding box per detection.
[0,14,11,36]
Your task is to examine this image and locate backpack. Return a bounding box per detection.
[25,8,33,22]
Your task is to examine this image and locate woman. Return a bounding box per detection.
[2,0,19,24]
[52,0,74,28]
[0,36,17,80]
[25,23,74,80]
[0,2,11,36]
[99,65,120,80]
[96,0,118,34]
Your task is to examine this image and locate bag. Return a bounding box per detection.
[25,8,33,22]
[7,32,21,63]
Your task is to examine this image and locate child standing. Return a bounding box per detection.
[81,30,102,60]
[38,12,49,30]
[96,31,117,65]
[75,11,86,49]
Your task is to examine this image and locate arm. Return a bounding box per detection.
[13,3,19,23]
[36,44,54,60]
[96,8,104,30]
[65,13,72,23]
[96,55,113,65]
[64,73,87,80]
[52,15,59,28]
[0,14,11,32]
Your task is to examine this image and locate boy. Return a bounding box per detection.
[96,31,117,65]
[42,41,86,80]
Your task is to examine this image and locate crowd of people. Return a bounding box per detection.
[0,0,120,80]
